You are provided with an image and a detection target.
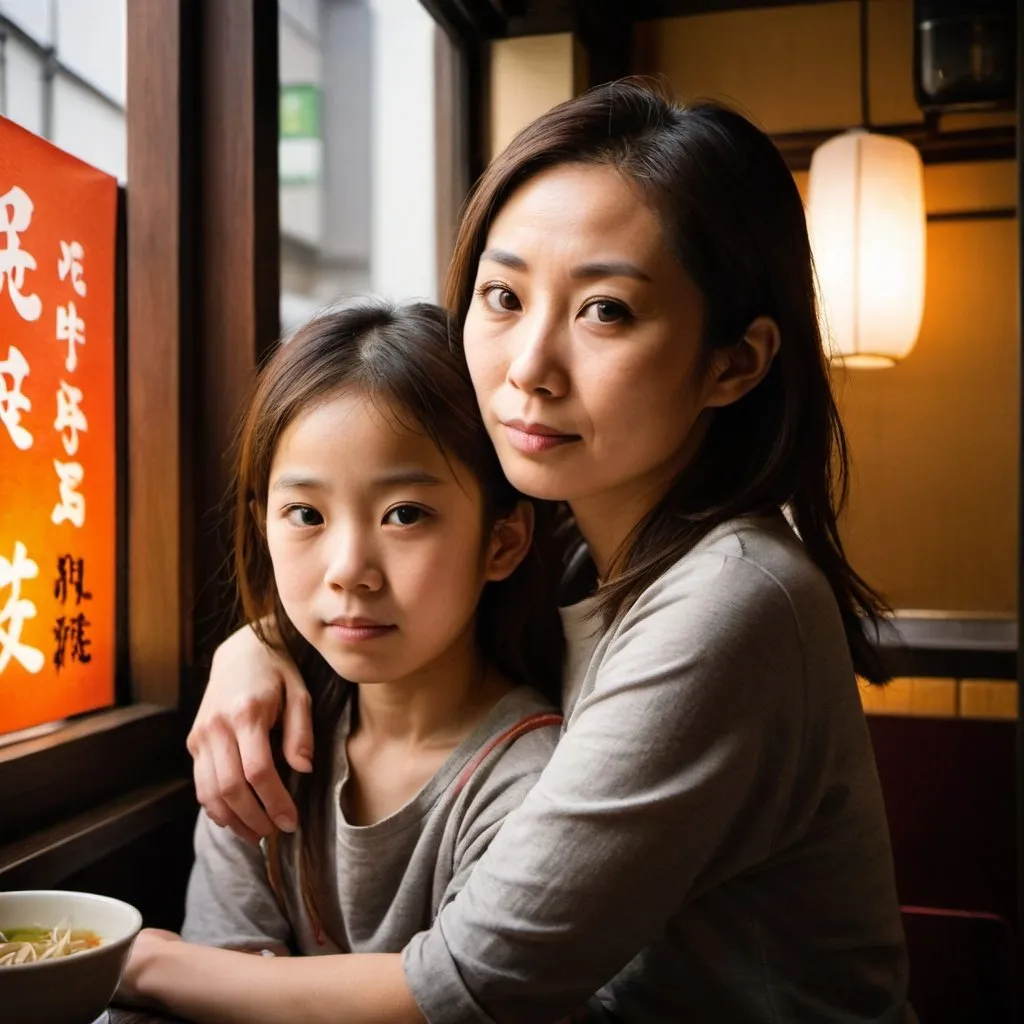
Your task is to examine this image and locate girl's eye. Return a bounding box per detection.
[581,299,632,325]
[383,505,427,527]
[481,285,521,313]
[285,505,323,528]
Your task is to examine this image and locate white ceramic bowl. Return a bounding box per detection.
[0,890,143,1024]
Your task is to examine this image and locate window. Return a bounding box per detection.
[278,0,469,333]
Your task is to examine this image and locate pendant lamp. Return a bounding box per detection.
[806,0,926,368]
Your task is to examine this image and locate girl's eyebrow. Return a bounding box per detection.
[372,469,444,488]
[271,473,323,492]
[272,469,444,492]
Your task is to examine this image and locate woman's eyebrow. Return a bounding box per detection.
[570,261,652,282]
[480,248,527,271]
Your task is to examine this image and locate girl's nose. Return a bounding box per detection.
[323,529,384,592]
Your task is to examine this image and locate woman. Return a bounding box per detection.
[144,80,910,1022]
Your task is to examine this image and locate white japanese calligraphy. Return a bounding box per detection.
[0,540,45,675]
[56,301,86,372]
[58,240,87,297]
[52,459,85,527]
[0,345,33,450]
[54,380,87,456]
[0,186,43,322]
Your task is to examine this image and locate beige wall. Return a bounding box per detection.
[636,1,1019,616]
[488,33,588,160]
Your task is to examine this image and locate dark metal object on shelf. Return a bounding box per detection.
[914,0,1017,112]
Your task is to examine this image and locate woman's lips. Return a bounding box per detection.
[501,420,580,454]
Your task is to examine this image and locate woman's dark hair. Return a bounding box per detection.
[445,78,889,683]
[234,299,565,943]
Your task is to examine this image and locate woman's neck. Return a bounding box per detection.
[569,483,662,580]
[352,631,509,750]
[570,416,712,579]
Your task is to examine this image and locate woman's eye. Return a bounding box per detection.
[285,505,323,528]
[383,505,427,527]
[581,299,631,324]
[482,286,521,313]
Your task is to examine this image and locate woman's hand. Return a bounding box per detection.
[187,623,314,843]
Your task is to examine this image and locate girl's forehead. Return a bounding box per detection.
[272,391,476,494]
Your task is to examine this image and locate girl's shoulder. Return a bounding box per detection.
[451,685,561,802]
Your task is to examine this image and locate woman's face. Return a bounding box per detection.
[463,162,717,567]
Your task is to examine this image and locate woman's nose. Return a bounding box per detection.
[323,529,384,592]
[507,315,569,398]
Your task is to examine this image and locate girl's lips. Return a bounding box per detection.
[501,422,580,454]
[326,623,397,642]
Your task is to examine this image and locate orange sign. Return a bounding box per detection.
[0,117,118,736]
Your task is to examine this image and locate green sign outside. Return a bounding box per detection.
[280,85,320,140]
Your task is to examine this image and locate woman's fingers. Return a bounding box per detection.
[193,740,261,845]
[208,720,276,839]
[280,672,315,774]
[236,718,299,832]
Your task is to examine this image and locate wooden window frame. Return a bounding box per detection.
[0,0,279,887]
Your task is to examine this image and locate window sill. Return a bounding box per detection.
[0,704,188,847]
[0,777,194,889]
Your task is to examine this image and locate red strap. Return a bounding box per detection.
[453,711,563,796]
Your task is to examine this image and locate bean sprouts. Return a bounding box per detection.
[0,921,101,966]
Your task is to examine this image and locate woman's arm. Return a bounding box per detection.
[121,932,423,1024]
[189,553,809,1023]
[188,622,314,842]
[403,552,810,1023]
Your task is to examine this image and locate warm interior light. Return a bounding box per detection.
[807,129,926,368]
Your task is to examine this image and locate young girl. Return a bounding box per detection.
[177,301,563,970]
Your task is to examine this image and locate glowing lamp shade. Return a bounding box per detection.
[807,130,926,368]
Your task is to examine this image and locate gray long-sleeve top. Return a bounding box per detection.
[182,686,560,955]
[403,513,910,1023]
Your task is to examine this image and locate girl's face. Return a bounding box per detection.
[463,163,720,567]
[265,391,529,687]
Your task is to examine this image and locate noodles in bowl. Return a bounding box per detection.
[0,890,141,1024]
[0,921,103,966]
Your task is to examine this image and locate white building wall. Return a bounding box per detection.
[54,0,126,107]
[51,74,126,180]
[0,0,126,181]
[367,0,438,303]
[3,35,45,135]
[0,0,52,43]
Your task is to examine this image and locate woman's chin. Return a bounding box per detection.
[498,460,579,503]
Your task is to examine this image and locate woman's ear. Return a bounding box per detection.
[704,316,781,409]
[483,500,535,582]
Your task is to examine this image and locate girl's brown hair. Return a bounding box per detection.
[445,78,889,683]
[234,300,565,943]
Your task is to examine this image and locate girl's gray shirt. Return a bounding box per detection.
[182,685,560,955]
[404,513,910,1023]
